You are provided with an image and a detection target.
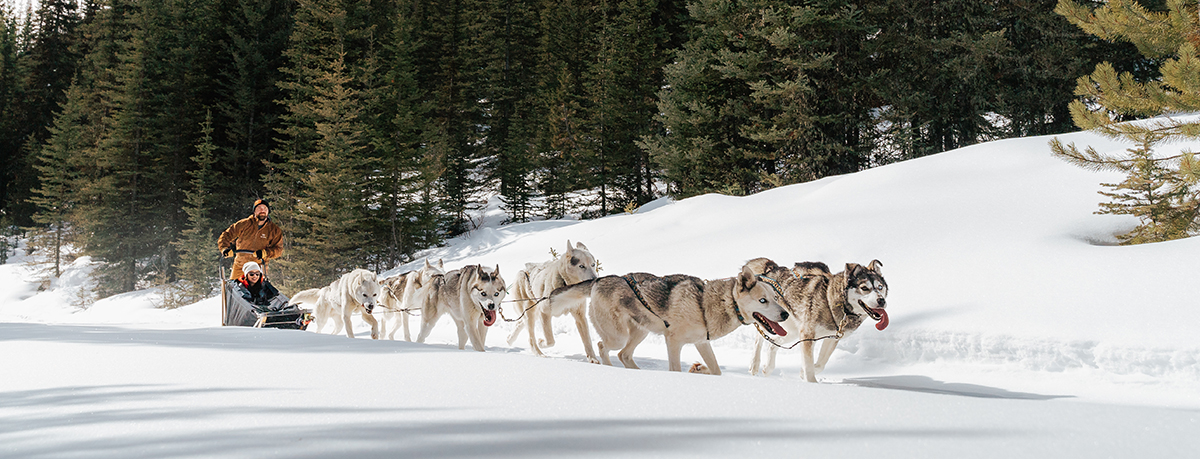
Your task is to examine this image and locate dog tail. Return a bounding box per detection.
[290,288,321,306]
[543,277,599,312]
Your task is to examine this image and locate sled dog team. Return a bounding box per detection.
[289,241,889,380]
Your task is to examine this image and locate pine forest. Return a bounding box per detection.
[0,0,1190,303]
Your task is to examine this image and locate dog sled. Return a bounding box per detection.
[220,268,312,330]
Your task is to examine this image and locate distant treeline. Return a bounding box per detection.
[0,0,1154,301]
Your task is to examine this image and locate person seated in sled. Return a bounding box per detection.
[232,262,280,308]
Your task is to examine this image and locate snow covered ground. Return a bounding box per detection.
[2,122,1198,458]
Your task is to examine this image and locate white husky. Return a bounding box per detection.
[505,241,599,361]
[416,264,507,351]
[291,269,383,339]
[379,259,445,341]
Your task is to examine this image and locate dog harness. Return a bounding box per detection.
[621,274,670,329]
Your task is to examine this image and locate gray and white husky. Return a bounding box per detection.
[379,259,445,341]
[415,264,507,352]
[505,241,599,361]
[748,259,889,382]
[543,260,791,375]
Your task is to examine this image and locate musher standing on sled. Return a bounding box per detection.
[218,199,283,280]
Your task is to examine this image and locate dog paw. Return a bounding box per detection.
[689,363,709,374]
[587,356,600,365]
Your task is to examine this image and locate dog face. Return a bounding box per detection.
[845,260,888,330]
[470,265,507,327]
[736,263,790,336]
[355,273,382,314]
[562,240,598,284]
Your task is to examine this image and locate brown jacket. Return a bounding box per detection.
[218,216,283,279]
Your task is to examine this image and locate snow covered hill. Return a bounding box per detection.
[2,122,1198,458]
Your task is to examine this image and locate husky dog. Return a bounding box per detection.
[379,259,445,341]
[748,259,889,382]
[543,260,790,375]
[291,268,384,339]
[416,264,507,351]
[505,241,599,361]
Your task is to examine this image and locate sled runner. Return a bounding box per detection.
[220,269,312,330]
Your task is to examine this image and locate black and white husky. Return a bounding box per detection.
[544,260,790,375]
[415,264,507,352]
[748,259,889,382]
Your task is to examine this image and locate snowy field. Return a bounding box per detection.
[2,120,1199,458]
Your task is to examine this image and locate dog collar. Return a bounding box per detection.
[730,281,749,326]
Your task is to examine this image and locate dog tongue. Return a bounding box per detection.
[870,307,889,331]
[483,310,497,327]
[755,312,788,336]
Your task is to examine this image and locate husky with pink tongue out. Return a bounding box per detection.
[416,264,506,352]
[542,260,790,375]
[748,259,889,382]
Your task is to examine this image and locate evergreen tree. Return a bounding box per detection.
[416,0,483,235]
[6,0,82,229]
[863,0,1010,162]
[469,0,541,223]
[28,83,90,279]
[215,0,293,220]
[534,0,599,216]
[166,111,223,307]
[0,4,29,227]
[588,0,672,213]
[77,1,167,296]
[360,3,440,269]
[291,51,370,285]
[267,0,338,290]
[271,0,373,289]
[1050,0,1200,243]
[990,1,1148,138]
[643,0,874,198]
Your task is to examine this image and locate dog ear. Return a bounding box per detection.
[739,264,758,291]
[868,260,883,275]
[845,263,862,278]
[763,258,779,272]
[424,259,433,269]
[494,264,501,278]
[565,240,575,255]
[575,241,589,251]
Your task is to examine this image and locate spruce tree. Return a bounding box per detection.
[271,0,373,289]
[643,0,874,198]
[6,0,82,229]
[534,0,599,217]
[1051,0,1200,243]
[417,0,483,235]
[166,111,224,307]
[360,3,440,269]
[468,0,541,224]
[0,5,29,227]
[28,83,90,279]
[215,0,293,220]
[588,0,669,213]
